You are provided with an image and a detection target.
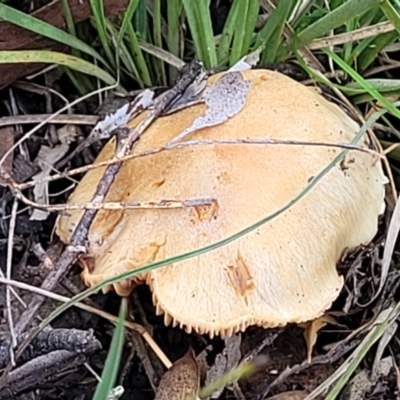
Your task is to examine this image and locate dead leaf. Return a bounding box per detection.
[155,348,200,400]
[300,314,344,363]
[266,391,323,400]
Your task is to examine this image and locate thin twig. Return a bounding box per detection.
[0,276,172,369]
[16,137,382,191]
[6,190,217,213]
[0,61,201,382]
[5,199,18,366]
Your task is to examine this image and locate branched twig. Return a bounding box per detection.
[0,60,202,383]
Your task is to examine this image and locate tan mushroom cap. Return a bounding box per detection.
[56,69,387,337]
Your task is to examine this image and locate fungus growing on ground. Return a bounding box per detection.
[56,69,387,337]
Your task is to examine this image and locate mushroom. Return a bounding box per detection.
[56,69,387,337]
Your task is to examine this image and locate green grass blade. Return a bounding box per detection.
[107,22,142,87]
[126,23,153,86]
[229,0,259,65]
[0,50,116,85]
[183,0,218,68]
[356,30,399,71]
[115,0,140,82]
[380,0,400,32]
[323,47,400,120]
[346,79,400,95]
[342,18,358,65]
[64,67,91,95]
[241,0,260,55]
[0,3,106,65]
[167,0,183,57]
[92,298,127,400]
[257,0,297,64]
[37,109,378,331]
[89,0,116,68]
[323,304,400,400]
[167,0,183,81]
[216,0,241,63]
[152,0,167,85]
[60,0,77,37]
[134,0,148,39]
[296,0,382,48]
[118,0,140,44]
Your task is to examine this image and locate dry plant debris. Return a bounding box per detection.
[154,348,200,400]
[56,68,388,337]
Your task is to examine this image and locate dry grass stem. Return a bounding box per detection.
[0,276,172,369]
[308,21,396,50]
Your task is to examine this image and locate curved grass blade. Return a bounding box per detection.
[309,303,400,400]
[380,0,400,32]
[0,50,116,85]
[92,298,127,400]
[117,0,140,48]
[293,34,400,110]
[322,47,400,120]
[0,3,106,65]
[347,79,400,104]
[295,0,382,48]
[36,107,379,332]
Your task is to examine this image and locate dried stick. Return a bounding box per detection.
[14,61,202,335]
[0,348,101,398]
[0,61,201,383]
[0,276,172,369]
[16,137,381,191]
[5,199,18,366]
[0,327,100,369]
[0,114,98,128]
[6,189,217,213]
